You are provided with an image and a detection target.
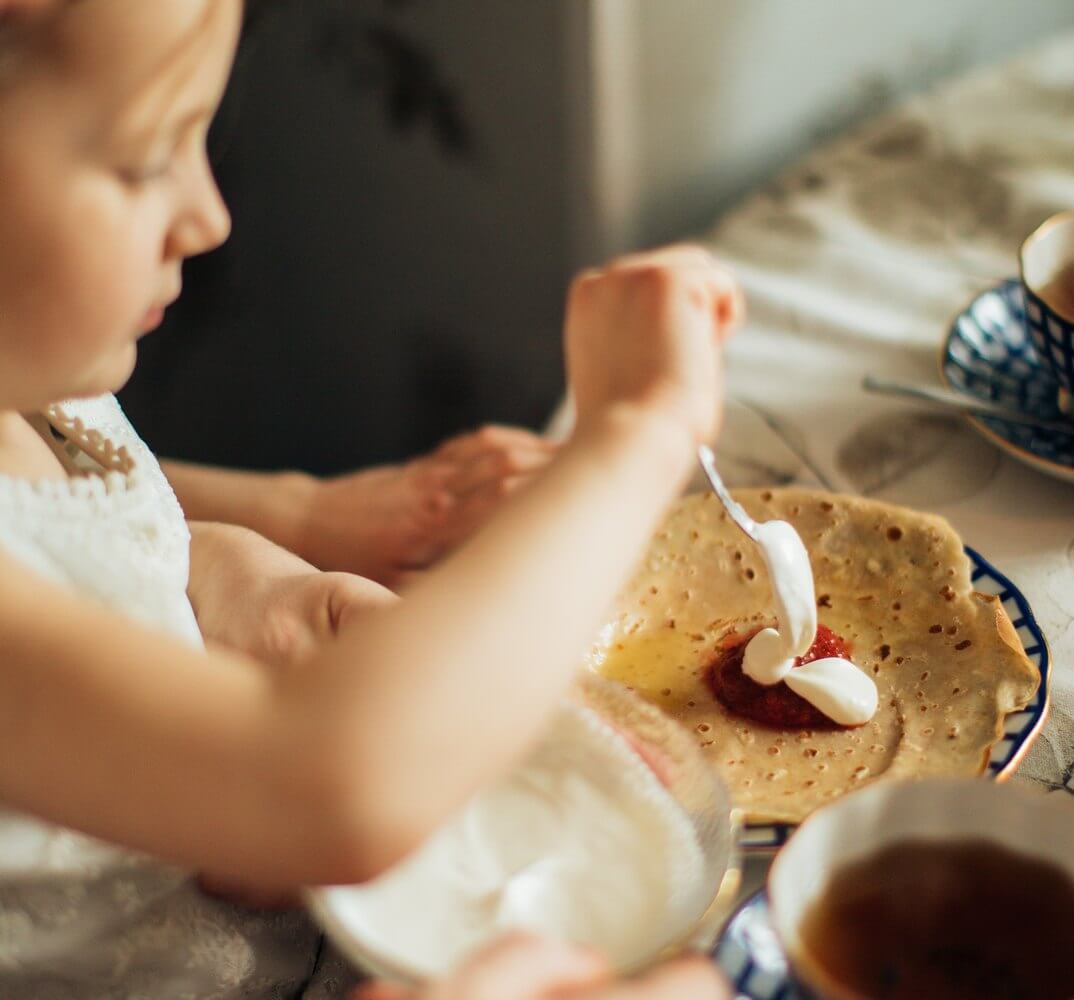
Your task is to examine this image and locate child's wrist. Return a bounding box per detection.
[575,400,695,482]
[261,470,323,561]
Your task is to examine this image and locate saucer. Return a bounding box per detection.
[940,279,1074,484]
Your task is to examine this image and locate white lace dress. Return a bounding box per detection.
[0,395,356,999]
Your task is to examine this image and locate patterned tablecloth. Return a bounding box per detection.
[698,33,1074,817]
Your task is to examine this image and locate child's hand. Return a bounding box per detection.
[565,245,743,445]
[188,523,396,667]
[352,934,730,1000]
[294,426,558,588]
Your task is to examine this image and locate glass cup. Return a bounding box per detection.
[306,673,740,985]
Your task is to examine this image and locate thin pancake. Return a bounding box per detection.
[588,489,1039,824]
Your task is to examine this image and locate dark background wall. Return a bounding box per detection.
[121,0,574,474]
[120,0,1074,475]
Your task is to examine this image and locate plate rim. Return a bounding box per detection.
[712,888,773,982]
[938,278,1074,484]
[742,543,1051,853]
[712,888,791,998]
[967,543,1052,784]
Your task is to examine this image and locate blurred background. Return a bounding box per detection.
[119,0,1074,474]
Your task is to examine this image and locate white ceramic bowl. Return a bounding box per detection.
[768,778,1074,999]
[307,676,740,985]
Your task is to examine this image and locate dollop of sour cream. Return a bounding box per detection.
[741,520,877,726]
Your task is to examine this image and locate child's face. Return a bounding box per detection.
[0,0,242,410]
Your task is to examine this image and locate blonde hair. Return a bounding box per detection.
[0,1,225,99]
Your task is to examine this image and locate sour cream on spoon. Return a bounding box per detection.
[697,447,877,727]
[741,520,877,726]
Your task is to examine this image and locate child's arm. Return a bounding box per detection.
[0,400,686,888]
[161,424,557,587]
[0,247,739,889]
[186,521,396,666]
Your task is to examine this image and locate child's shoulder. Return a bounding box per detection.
[0,394,198,642]
[0,393,150,487]
[0,404,75,484]
[0,393,175,523]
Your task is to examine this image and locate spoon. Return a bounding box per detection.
[863,375,1074,435]
[697,444,760,543]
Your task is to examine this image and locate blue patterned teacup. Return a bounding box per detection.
[1021,211,1074,416]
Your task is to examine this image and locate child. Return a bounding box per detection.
[164,423,562,590]
[0,1,739,996]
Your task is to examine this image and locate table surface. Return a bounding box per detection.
[694,33,1074,906]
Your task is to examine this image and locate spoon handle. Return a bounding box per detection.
[697,444,761,542]
[862,375,1074,435]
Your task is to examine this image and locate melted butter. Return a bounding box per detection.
[594,631,708,710]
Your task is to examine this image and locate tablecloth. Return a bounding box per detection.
[699,33,1074,805]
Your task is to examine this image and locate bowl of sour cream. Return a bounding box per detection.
[306,674,739,984]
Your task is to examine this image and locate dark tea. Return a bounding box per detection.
[800,839,1074,1000]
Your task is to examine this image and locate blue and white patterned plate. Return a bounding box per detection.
[742,545,1050,852]
[940,278,1074,484]
[713,890,801,999]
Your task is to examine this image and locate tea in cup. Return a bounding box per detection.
[768,779,1074,999]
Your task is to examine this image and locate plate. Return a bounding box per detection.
[742,545,1050,852]
[940,279,1074,484]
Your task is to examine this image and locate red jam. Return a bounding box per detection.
[706,624,855,730]
[801,624,853,664]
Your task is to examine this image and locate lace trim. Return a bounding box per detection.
[0,400,151,513]
[44,404,136,476]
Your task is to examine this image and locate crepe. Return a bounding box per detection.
[587,489,1040,824]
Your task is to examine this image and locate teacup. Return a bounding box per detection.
[769,779,1074,999]
[1021,210,1074,416]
